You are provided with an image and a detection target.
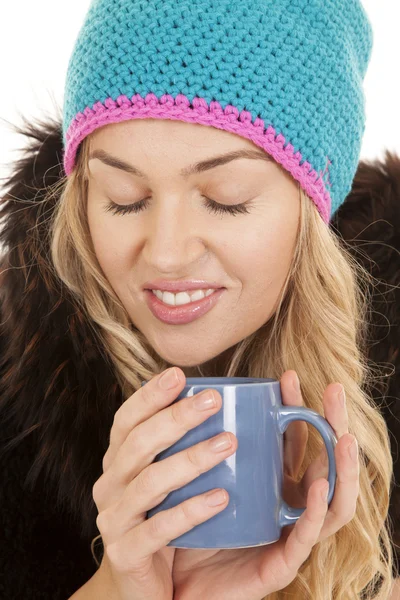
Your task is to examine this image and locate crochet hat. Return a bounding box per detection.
[62,0,373,224]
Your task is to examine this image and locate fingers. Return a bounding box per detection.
[321,383,349,439]
[103,367,185,472]
[300,382,348,491]
[318,433,359,539]
[93,364,238,580]
[94,382,225,510]
[100,431,237,544]
[282,478,329,576]
[300,383,359,541]
[105,487,231,572]
[281,370,309,478]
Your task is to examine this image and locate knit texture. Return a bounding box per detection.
[62,0,373,223]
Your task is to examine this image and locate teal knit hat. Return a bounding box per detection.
[62,0,373,223]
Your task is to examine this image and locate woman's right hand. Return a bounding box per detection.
[92,366,237,600]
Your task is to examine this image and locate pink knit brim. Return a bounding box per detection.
[63,93,331,223]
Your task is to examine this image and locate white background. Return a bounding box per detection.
[0,0,399,183]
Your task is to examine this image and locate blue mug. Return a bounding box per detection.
[142,377,337,549]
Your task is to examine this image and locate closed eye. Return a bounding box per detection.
[103,196,253,216]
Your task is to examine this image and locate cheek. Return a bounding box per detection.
[237,211,298,290]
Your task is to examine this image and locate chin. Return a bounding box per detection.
[158,352,213,369]
[148,342,219,371]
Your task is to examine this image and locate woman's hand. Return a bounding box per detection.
[172,370,360,600]
[91,367,249,600]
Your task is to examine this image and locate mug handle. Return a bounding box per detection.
[277,406,338,528]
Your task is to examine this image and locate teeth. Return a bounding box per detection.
[152,288,215,306]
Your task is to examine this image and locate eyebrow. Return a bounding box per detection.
[88,148,272,178]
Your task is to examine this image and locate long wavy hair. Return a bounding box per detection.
[47,133,394,599]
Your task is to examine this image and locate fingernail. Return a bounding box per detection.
[159,367,179,390]
[338,386,345,408]
[210,433,232,452]
[293,373,301,393]
[193,391,217,411]
[205,489,227,507]
[347,437,358,463]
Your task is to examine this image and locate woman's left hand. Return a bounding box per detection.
[172,370,360,600]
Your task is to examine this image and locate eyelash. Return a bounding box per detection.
[104,196,252,217]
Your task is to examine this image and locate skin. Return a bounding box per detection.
[86,119,300,376]
[391,578,400,599]
[86,119,362,596]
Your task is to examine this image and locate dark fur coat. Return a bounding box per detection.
[0,115,399,598]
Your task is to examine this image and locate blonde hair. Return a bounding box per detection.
[47,135,394,598]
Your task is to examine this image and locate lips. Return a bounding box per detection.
[144,287,225,325]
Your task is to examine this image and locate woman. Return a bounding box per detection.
[0,0,397,598]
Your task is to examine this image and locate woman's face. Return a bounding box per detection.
[86,119,300,373]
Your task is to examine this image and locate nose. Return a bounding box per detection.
[141,197,208,273]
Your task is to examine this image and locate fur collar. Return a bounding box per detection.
[330,150,400,548]
[0,116,399,542]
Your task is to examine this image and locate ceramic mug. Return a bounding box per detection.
[142,377,337,549]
